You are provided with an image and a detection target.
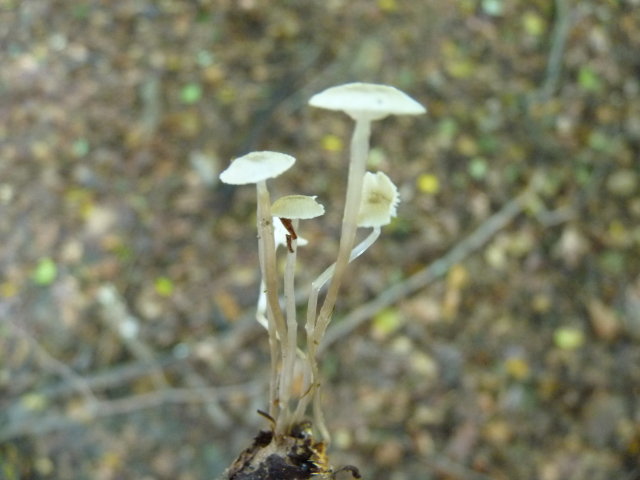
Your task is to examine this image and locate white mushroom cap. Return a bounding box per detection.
[357,171,400,227]
[309,82,426,121]
[271,195,325,219]
[219,151,295,185]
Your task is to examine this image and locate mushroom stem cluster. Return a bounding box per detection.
[219,151,294,421]
[218,83,424,440]
[270,194,324,432]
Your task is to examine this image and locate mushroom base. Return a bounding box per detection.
[218,422,361,480]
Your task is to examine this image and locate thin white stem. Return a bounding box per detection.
[255,180,286,417]
[266,307,279,419]
[277,219,299,434]
[255,279,281,417]
[306,227,381,340]
[303,121,373,432]
[315,119,371,341]
[295,227,380,426]
[313,388,331,444]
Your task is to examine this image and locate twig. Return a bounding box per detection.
[5,319,98,408]
[94,382,263,417]
[2,314,262,415]
[538,0,571,101]
[0,381,263,442]
[30,355,186,402]
[0,323,267,440]
[321,189,534,352]
[97,283,169,389]
[178,367,236,429]
[97,284,260,428]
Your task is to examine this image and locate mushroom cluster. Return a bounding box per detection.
[218,83,425,441]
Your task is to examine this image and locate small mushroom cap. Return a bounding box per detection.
[309,82,426,121]
[271,195,325,219]
[219,151,295,185]
[357,171,400,227]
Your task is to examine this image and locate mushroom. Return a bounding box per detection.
[297,172,400,430]
[219,150,295,185]
[269,195,325,431]
[219,151,295,417]
[271,194,325,218]
[308,83,425,348]
[309,82,426,121]
[271,194,325,253]
[304,84,423,439]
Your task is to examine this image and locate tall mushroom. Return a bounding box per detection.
[219,151,295,417]
[270,194,324,432]
[308,83,425,365]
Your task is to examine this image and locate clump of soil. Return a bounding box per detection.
[219,421,360,480]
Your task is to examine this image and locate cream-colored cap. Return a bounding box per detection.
[357,171,399,227]
[271,195,325,219]
[309,82,426,121]
[219,151,295,185]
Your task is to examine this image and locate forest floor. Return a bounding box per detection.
[1,1,639,479]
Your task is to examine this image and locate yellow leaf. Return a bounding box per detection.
[417,173,440,194]
[321,134,343,152]
[446,264,469,290]
[34,457,54,475]
[378,0,398,11]
[505,356,530,380]
[523,11,545,36]
[553,327,584,350]
[154,276,174,297]
[372,308,403,340]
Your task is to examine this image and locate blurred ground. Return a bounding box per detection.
[1,1,640,479]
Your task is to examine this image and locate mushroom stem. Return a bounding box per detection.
[306,227,381,341]
[313,388,331,444]
[296,120,372,437]
[255,278,279,415]
[315,119,371,344]
[296,227,381,426]
[277,219,299,434]
[255,180,287,416]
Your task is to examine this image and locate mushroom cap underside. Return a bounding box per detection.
[271,195,325,219]
[309,82,426,121]
[219,151,296,185]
